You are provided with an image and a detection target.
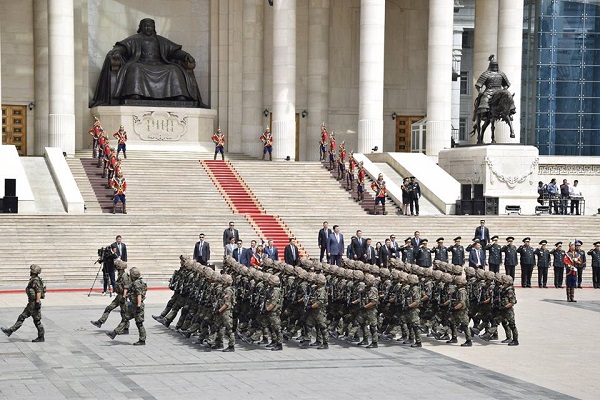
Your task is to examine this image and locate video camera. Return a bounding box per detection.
[96,246,112,264]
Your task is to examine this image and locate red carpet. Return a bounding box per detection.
[201,160,307,257]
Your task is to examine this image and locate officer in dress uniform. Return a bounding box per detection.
[260,126,273,161]
[447,237,465,266]
[550,242,565,288]
[517,237,535,288]
[486,235,502,273]
[415,239,432,268]
[212,128,226,160]
[588,241,600,288]
[111,171,127,214]
[113,125,128,159]
[431,238,449,262]
[501,237,518,280]
[575,240,586,288]
[534,240,551,288]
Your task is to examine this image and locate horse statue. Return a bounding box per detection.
[470,54,516,144]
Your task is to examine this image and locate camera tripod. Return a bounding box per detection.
[87,258,112,297]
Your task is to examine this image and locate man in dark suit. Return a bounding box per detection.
[364,238,376,265]
[474,220,491,249]
[284,237,300,266]
[468,241,486,269]
[223,221,240,248]
[411,231,421,258]
[327,224,344,266]
[232,240,247,266]
[318,221,332,262]
[379,238,393,268]
[112,235,128,262]
[389,235,401,258]
[193,233,211,265]
[351,230,367,261]
[264,239,279,261]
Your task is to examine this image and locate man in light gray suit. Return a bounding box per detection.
[327,224,345,266]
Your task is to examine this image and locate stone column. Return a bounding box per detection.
[47,0,75,156]
[472,0,499,143]
[306,0,330,161]
[426,0,454,156]
[242,0,264,158]
[272,0,296,160]
[496,0,524,143]
[34,0,49,155]
[357,0,385,154]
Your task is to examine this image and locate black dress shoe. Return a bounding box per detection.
[366,342,378,348]
[32,336,45,343]
[133,340,146,346]
[90,320,102,328]
[508,339,519,346]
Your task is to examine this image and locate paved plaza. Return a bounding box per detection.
[0,286,597,400]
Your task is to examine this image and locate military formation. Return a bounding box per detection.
[150,254,519,352]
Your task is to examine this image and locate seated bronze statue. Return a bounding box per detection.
[90,18,206,108]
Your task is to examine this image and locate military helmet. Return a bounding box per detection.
[316,274,327,285]
[222,274,233,286]
[455,276,467,285]
[296,268,308,280]
[441,272,453,283]
[115,259,127,270]
[407,274,419,284]
[369,265,380,275]
[452,265,464,276]
[342,259,355,269]
[262,258,274,268]
[495,272,503,281]
[320,263,330,274]
[30,264,42,275]
[129,267,141,280]
[262,272,272,283]
[269,274,281,286]
[284,264,295,275]
[313,262,323,272]
[353,270,364,280]
[307,272,317,283]
[355,261,366,271]
[240,265,250,276]
[475,268,486,279]
[344,268,355,279]
[390,269,401,280]
[464,266,476,277]
[432,270,443,280]
[411,264,421,275]
[422,267,433,278]
[364,274,376,286]
[484,271,496,281]
[379,268,391,278]
[398,271,409,282]
[502,274,514,285]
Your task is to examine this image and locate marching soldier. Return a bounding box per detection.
[534,240,551,288]
[588,241,600,288]
[88,117,104,159]
[550,242,565,288]
[111,170,127,214]
[2,264,46,342]
[486,236,502,273]
[356,273,379,348]
[214,274,236,352]
[106,267,147,345]
[501,237,518,280]
[113,125,128,159]
[448,275,472,347]
[517,237,535,288]
[370,173,388,215]
[265,274,283,351]
[302,274,329,349]
[337,141,346,180]
[212,128,226,160]
[356,161,366,202]
[481,274,519,345]
[406,274,422,347]
[90,260,130,330]
[448,237,465,266]
[260,126,273,161]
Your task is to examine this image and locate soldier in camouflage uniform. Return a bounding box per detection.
[91,259,130,331]
[2,264,46,342]
[106,267,147,345]
[265,274,284,351]
[153,255,188,323]
[406,274,422,347]
[302,273,329,349]
[447,275,473,346]
[481,274,519,345]
[356,273,379,348]
[214,274,236,352]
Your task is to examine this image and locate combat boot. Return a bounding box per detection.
[271,343,283,351]
[479,333,492,342]
[133,340,146,346]
[446,337,458,344]
[410,342,422,348]
[501,338,512,343]
[152,315,162,322]
[461,340,472,347]
[356,339,368,346]
[122,328,129,335]
[366,342,378,348]
[490,332,498,340]
[90,320,102,328]
[470,326,480,336]
[266,341,275,348]
[211,343,224,350]
[317,343,329,350]
[222,345,235,352]
[1,327,12,337]
[309,341,322,347]
[105,331,117,340]
[32,336,45,343]
[508,339,519,346]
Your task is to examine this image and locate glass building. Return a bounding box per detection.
[522,0,600,156]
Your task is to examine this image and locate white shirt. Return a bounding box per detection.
[569,185,582,197]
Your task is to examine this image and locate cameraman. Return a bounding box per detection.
[103,244,119,295]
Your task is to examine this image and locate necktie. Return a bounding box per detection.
[291,246,295,260]
[477,250,481,265]
[200,242,203,257]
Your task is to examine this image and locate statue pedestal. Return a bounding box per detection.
[90,106,217,151]
[438,144,540,215]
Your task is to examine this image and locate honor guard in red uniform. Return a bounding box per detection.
[96,134,107,168]
[111,171,127,214]
[347,152,356,190]
[356,161,366,202]
[337,141,347,180]
[88,117,104,159]
[320,122,328,161]
[212,128,226,160]
[106,149,118,188]
[113,125,128,159]
[328,132,336,171]
[260,126,273,161]
[371,173,388,215]
[101,140,112,178]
